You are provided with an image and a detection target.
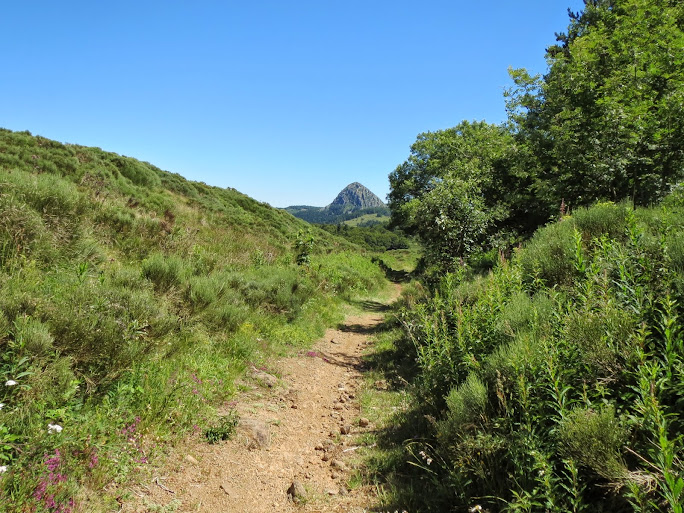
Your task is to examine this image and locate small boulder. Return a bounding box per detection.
[287,481,307,503]
[252,369,278,388]
[358,417,370,427]
[184,455,199,465]
[238,418,270,448]
[331,459,347,471]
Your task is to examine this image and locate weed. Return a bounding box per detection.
[203,411,239,444]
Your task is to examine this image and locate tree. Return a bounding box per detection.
[407,177,490,269]
[506,0,684,209]
[388,120,540,269]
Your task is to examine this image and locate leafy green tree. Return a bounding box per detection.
[388,120,542,268]
[507,0,684,209]
[407,177,490,269]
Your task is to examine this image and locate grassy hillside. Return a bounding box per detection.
[343,212,390,227]
[0,128,385,511]
[365,198,684,512]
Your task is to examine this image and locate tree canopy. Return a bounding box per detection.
[507,0,684,208]
[390,0,684,271]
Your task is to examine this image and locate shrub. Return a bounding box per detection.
[517,218,577,288]
[204,410,239,444]
[562,306,636,379]
[141,252,189,290]
[558,406,628,482]
[12,316,54,357]
[572,201,630,242]
[109,155,161,188]
[0,193,49,264]
[203,295,249,333]
[439,373,489,440]
[185,275,221,308]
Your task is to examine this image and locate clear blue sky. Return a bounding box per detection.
[2,1,585,207]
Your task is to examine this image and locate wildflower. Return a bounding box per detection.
[418,450,433,465]
[469,506,483,513]
[45,450,61,471]
[0,403,4,410]
[88,451,99,469]
[47,423,63,434]
[0,465,7,473]
[4,380,17,386]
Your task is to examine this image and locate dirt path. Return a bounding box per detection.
[124,285,400,513]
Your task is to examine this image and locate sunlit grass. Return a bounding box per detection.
[0,128,386,511]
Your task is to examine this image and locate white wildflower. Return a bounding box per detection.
[0,403,4,410]
[469,506,483,513]
[0,465,7,473]
[418,450,433,465]
[47,423,63,434]
[4,380,17,386]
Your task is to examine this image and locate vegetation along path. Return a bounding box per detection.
[124,284,402,513]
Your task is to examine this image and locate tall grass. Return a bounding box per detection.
[0,128,385,511]
[381,201,684,512]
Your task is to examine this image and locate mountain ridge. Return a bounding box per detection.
[284,182,389,225]
[326,182,385,211]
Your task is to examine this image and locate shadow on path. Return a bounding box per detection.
[349,299,391,313]
[372,257,412,283]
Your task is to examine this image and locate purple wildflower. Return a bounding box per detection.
[88,450,99,469]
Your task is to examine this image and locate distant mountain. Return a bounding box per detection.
[327,182,385,211]
[285,182,389,225]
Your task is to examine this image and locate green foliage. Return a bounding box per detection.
[294,229,315,265]
[388,121,531,272]
[388,0,684,277]
[0,128,386,511]
[286,204,390,225]
[438,373,488,440]
[384,198,684,512]
[204,411,239,444]
[317,223,410,252]
[142,252,190,290]
[558,406,628,482]
[506,0,684,209]
[517,217,578,288]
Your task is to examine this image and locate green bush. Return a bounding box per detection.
[439,373,489,440]
[203,293,249,333]
[142,252,189,290]
[572,201,630,242]
[204,410,239,444]
[517,218,577,288]
[558,406,628,482]
[562,306,636,378]
[0,196,47,266]
[109,155,162,188]
[185,275,221,308]
[11,316,54,357]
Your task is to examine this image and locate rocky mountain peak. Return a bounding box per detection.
[326,182,385,210]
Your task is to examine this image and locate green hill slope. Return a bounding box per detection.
[0,128,385,511]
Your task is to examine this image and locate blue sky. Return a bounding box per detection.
[2,1,585,207]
